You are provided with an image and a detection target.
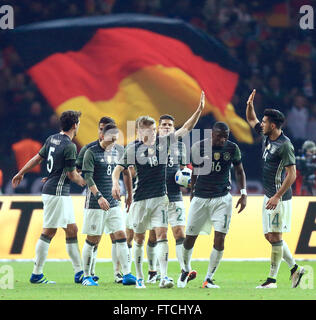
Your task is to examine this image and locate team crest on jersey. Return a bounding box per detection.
[214,152,220,160]
[223,152,231,161]
[270,145,277,154]
[266,144,271,150]
[107,156,112,163]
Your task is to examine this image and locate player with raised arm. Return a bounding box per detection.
[76,116,127,284]
[81,123,135,286]
[146,114,196,284]
[12,110,86,284]
[178,121,247,288]
[112,91,205,289]
[246,89,305,289]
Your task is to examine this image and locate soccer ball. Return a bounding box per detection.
[175,167,192,188]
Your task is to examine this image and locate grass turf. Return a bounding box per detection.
[0,261,315,300]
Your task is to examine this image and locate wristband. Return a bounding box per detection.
[95,191,103,200]
[240,189,247,196]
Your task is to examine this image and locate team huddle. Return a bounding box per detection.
[12,90,305,290]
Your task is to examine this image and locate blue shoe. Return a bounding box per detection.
[74,270,84,283]
[82,276,98,286]
[30,273,56,284]
[122,273,137,285]
[92,274,99,282]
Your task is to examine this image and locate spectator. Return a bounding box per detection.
[262,76,286,113]
[11,132,43,193]
[286,95,309,142]
[307,103,316,142]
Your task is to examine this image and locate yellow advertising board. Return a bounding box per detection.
[0,196,315,260]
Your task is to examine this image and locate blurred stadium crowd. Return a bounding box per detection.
[0,0,315,195]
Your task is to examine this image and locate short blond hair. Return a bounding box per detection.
[137,116,156,128]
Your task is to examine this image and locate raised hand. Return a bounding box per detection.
[247,89,256,109]
[198,90,205,112]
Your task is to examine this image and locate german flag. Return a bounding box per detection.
[10,14,253,145]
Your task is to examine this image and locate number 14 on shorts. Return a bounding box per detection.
[268,212,280,227]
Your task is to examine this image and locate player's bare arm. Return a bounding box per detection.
[233,162,247,213]
[122,168,133,212]
[246,89,260,128]
[112,165,125,200]
[12,153,44,188]
[67,169,86,187]
[266,165,296,210]
[175,91,205,139]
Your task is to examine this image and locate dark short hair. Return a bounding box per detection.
[213,121,229,131]
[99,116,115,126]
[102,123,119,135]
[264,108,285,129]
[60,110,81,131]
[159,114,175,124]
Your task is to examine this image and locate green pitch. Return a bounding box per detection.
[0,261,315,300]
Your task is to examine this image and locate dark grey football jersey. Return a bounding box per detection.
[191,139,242,199]
[119,134,176,201]
[82,142,124,209]
[255,123,295,200]
[39,133,77,196]
[166,141,187,202]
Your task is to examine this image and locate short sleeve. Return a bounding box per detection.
[38,138,49,159]
[82,148,95,173]
[64,143,77,171]
[232,144,242,165]
[279,142,296,167]
[118,146,133,168]
[76,145,87,170]
[254,122,263,136]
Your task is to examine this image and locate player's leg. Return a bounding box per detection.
[146,229,158,283]
[110,233,122,283]
[257,196,284,288]
[203,193,232,289]
[30,227,57,284]
[126,227,134,273]
[151,195,173,288]
[31,194,67,284]
[106,206,136,285]
[81,235,101,286]
[278,200,305,287]
[131,199,150,288]
[64,223,84,283]
[134,232,146,288]
[113,229,136,285]
[89,244,99,282]
[125,207,134,275]
[178,197,209,288]
[202,231,226,289]
[168,201,186,272]
[81,208,108,285]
